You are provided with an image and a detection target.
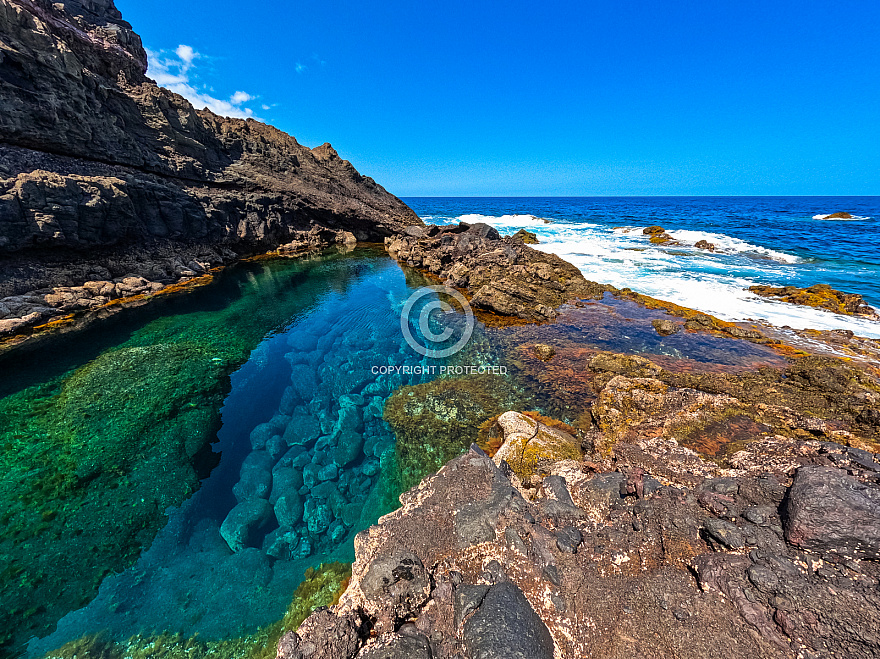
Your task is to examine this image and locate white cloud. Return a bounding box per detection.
[145,45,264,120]
[175,44,197,66]
[295,62,306,74]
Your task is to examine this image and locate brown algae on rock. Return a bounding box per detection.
[491,411,582,481]
[383,374,532,490]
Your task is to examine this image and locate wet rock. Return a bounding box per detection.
[283,414,322,447]
[532,343,555,361]
[462,581,555,659]
[512,229,539,244]
[785,466,880,559]
[385,222,615,322]
[220,499,273,552]
[318,463,339,482]
[748,284,878,319]
[651,318,679,336]
[275,494,305,527]
[823,212,855,219]
[695,239,716,251]
[643,226,666,235]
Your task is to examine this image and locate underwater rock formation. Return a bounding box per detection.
[383,374,531,490]
[0,0,421,336]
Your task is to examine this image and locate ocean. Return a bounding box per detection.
[403,197,880,339]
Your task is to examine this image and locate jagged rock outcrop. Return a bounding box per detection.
[279,429,880,659]
[748,284,879,320]
[0,0,421,334]
[386,222,616,321]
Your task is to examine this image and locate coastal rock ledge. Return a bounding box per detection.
[278,429,880,659]
[0,0,422,336]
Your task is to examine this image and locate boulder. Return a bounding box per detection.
[512,229,539,244]
[643,225,666,235]
[695,239,716,251]
[493,412,582,481]
[785,466,880,559]
[651,318,679,336]
[270,466,305,504]
[220,499,273,552]
[462,581,555,659]
[275,494,305,528]
[360,549,430,622]
[334,431,365,467]
[283,414,322,447]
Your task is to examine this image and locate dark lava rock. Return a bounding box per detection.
[785,466,880,558]
[695,239,716,251]
[0,0,421,333]
[462,581,555,659]
[356,631,432,659]
[360,549,430,623]
[277,609,363,659]
[386,222,616,321]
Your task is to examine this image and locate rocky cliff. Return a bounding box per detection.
[0,0,420,334]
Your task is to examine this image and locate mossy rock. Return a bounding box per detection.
[512,229,539,244]
[384,374,531,490]
[493,411,581,481]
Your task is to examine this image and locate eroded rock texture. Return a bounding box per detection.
[0,0,420,333]
[280,433,880,659]
[385,222,616,321]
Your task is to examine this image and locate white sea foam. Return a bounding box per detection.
[440,213,880,339]
[665,229,803,263]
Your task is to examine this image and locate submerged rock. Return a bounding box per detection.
[220,499,273,552]
[384,374,531,490]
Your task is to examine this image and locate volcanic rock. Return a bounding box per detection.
[0,0,421,336]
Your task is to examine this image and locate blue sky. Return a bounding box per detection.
[116,0,879,196]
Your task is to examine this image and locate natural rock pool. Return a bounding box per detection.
[0,245,808,657]
[0,246,486,656]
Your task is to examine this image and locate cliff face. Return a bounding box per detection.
[0,0,420,330]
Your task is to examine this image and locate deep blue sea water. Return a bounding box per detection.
[403,197,880,338]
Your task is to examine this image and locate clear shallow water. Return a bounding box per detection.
[404,197,880,338]
[0,247,488,656]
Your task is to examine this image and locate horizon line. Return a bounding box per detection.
[399,194,880,199]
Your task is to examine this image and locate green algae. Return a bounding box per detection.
[40,562,352,659]
[384,373,532,490]
[0,248,384,654]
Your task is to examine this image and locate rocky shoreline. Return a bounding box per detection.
[265,225,880,659]
[0,0,421,340]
